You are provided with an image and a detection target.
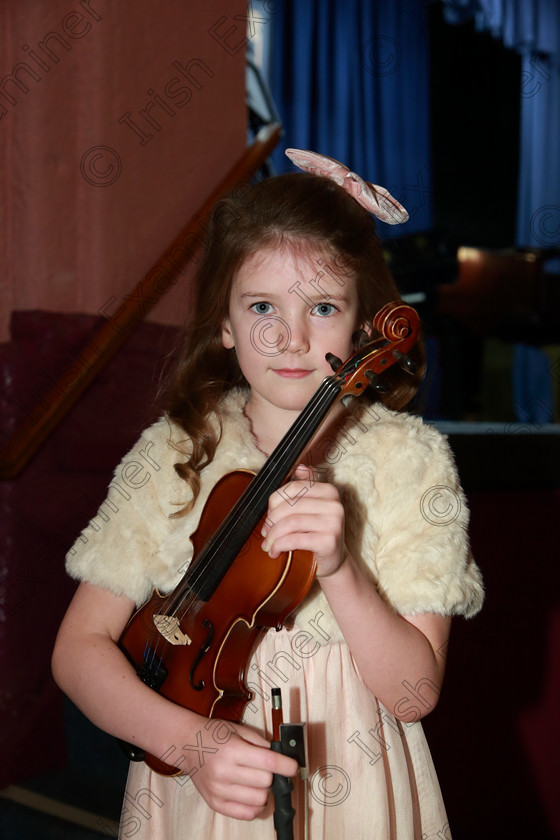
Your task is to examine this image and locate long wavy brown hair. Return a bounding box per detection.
[162,172,425,515]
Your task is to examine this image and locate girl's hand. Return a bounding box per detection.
[189,722,298,821]
[262,464,347,579]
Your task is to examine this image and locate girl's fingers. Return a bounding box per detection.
[212,764,274,796]
[263,511,339,547]
[263,476,345,573]
[235,740,297,779]
[217,728,295,774]
[267,465,332,508]
[268,481,340,516]
[264,531,340,561]
[263,496,344,542]
[191,732,298,820]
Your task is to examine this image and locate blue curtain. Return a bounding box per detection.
[441,0,560,249]
[267,0,433,237]
[442,0,560,423]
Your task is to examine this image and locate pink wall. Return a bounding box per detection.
[0,0,247,341]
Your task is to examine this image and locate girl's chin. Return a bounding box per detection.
[271,397,311,413]
[252,394,312,415]
[247,377,327,415]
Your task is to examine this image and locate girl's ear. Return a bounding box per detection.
[221,318,235,349]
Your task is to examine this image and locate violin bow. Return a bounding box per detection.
[270,688,308,840]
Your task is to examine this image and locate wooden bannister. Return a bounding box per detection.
[0,123,282,480]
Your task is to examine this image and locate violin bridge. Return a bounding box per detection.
[153,614,192,646]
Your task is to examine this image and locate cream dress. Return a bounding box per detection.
[66,390,484,840]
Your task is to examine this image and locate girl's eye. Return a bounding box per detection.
[312,303,337,317]
[251,302,274,315]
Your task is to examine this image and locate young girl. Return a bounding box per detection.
[52,149,484,839]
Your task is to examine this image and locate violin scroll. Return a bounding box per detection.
[373,302,419,342]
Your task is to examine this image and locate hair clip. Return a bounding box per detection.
[285,148,409,225]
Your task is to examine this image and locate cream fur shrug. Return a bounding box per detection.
[66,390,483,641]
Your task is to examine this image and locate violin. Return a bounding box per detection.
[118,301,419,776]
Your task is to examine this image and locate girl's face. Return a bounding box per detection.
[221,245,362,422]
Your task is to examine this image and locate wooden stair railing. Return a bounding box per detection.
[0,123,282,480]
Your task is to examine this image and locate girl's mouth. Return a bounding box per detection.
[272,369,313,378]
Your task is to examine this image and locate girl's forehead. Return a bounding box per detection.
[235,242,355,285]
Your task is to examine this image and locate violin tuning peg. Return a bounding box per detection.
[393,350,416,375]
[326,352,343,372]
[352,329,370,349]
[365,370,389,391]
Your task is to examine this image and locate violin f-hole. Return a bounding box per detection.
[189,619,214,691]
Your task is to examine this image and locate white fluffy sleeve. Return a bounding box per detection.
[65,417,191,606]
[333,410,484,619]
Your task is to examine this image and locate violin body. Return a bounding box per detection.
[119,469,316,775]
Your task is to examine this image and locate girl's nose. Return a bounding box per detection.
[286,316,310,354]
